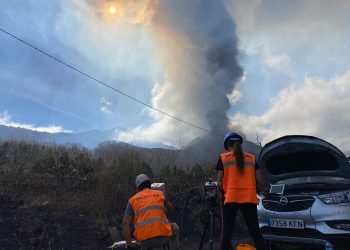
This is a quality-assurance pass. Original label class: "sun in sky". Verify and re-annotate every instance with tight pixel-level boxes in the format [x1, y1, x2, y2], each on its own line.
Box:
[109, 6, 117, 14]
[105, 2, 123, 18]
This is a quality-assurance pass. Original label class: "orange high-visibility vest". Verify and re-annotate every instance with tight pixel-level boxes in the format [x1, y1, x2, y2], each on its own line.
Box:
[220, 151, 259, 204]
[129, 188, 172, 241]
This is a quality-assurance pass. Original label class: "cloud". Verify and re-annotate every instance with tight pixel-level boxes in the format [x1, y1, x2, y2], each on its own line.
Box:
[0, 111, 72, 133]
[227, 0, 350, 44]
[245, 46, 294, 77]
[227, 90, 242, 104]
[225, 0, 350, 81]
[116, 82, 204, 146]
[116, 118, 189, 148]
[226, 71, 246, 105]
[100, 97, 113, 114]
[230, 70, 350, 152]
[263, 54, 291, 73]
[223, 0, 261, 40]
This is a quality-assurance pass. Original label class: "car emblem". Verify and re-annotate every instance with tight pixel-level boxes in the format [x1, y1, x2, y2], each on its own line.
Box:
[279, 197, 288, 205]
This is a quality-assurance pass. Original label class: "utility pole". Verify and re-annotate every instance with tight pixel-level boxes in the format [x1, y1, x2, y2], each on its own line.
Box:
[256, 134, 262, 147]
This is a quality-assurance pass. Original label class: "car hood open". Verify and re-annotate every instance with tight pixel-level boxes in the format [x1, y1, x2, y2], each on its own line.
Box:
[258, 135, 350, 184]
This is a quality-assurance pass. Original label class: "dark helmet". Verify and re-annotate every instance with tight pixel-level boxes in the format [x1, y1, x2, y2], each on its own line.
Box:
[135, 174, 150, 189]
[223, 131, 243, 150]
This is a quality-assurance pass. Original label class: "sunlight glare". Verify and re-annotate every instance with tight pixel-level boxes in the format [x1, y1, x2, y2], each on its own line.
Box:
[109, 6, 117, 15]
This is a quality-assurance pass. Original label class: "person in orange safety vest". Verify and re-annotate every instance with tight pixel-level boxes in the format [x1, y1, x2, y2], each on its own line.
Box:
[217, 132, 266, 250]
[122, 174, 180, 249]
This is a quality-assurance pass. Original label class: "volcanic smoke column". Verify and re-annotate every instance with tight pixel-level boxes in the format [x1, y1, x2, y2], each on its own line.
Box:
[119, 0, 243, 144]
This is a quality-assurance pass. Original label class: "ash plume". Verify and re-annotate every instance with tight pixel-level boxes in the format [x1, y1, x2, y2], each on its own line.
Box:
[118, 0, 243, 145]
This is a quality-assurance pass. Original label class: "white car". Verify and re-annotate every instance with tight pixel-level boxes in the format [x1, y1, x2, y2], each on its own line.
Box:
[257, 135, 350, 249]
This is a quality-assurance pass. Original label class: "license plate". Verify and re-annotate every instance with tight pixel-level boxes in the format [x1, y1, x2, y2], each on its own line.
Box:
[269, 218, 304, 229]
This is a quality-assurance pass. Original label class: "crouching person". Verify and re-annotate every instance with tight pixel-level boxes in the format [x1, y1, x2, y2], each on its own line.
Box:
[122, 174, 180, 250]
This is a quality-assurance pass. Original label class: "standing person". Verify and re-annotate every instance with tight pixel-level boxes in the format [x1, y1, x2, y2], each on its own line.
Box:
[122, 174, 180, 250]
[217, 132, 265, 250]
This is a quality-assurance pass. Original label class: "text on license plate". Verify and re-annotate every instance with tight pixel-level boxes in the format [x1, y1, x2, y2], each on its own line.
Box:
[269, 219, 304, 229]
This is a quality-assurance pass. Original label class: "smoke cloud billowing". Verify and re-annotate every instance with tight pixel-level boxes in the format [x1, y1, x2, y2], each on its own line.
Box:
[117, 0, 243, 145]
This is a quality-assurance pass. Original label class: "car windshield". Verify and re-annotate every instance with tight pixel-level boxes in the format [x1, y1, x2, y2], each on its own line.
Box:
[275, 176, 350, 185]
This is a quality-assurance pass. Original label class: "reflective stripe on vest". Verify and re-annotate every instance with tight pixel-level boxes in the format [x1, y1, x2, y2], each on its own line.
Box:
[223, 160, 255, 169]
[220, 151, 259, 205]
[135, 217, 170, 229]
[134, 205, 165, 217]
[129, 189, 172, 241]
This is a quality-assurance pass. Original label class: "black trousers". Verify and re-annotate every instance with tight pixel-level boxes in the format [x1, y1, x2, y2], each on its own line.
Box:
[219, 203, 266, 250]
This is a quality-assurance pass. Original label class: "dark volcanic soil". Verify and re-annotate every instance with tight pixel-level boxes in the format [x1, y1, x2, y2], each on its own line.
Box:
[0, 196, 110, 250]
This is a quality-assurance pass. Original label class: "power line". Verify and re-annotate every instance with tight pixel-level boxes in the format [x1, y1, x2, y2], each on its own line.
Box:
[0, 27, 224, 137]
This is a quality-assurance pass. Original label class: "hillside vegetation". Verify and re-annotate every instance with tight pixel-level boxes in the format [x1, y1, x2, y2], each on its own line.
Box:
[0, 140, 254, 249]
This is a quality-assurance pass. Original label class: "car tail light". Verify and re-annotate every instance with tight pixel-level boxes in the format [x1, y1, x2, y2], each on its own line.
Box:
[318, 190, 350, 204]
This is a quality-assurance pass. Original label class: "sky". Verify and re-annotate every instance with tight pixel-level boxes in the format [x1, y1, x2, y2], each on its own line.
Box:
[1, 0, 350, 153]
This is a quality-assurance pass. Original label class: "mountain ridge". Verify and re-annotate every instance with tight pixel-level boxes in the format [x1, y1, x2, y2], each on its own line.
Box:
[0, 125, 262, 168]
